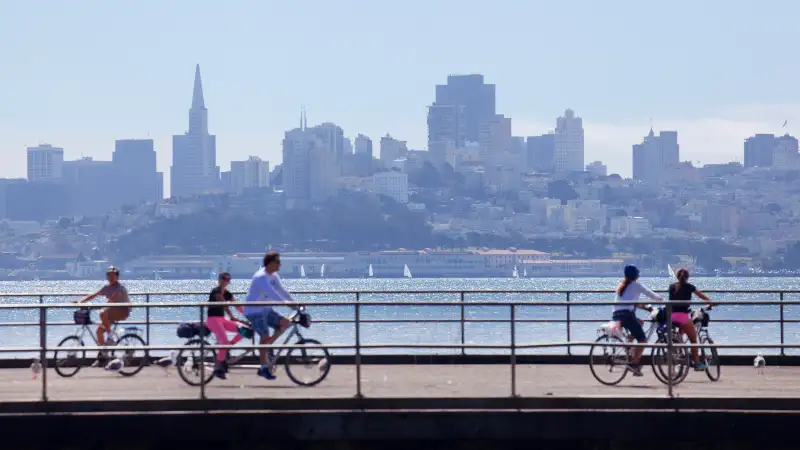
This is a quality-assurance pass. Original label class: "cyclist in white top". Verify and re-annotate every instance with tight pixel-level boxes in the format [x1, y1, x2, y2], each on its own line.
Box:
[244, 251, 300, 380]
[612, 265, 663, 376]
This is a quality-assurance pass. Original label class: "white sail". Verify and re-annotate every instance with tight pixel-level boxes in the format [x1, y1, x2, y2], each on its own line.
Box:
[154, 271, 161, 281]
[523, 268, 527, 277]
[320, 264, 326, 278]
[300, 265, 306, 278]
[404, 264, 412, 278]
[368, 264, 374, 277]
[668, 264, 676, 279]
[512, 265, 519, 278]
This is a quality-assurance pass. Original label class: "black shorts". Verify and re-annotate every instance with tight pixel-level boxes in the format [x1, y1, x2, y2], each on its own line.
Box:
[612, 310, 647, 342]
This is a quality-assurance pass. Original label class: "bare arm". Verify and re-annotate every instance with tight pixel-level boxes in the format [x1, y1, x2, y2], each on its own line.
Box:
[76, 290, 102, 304]
[273, 280, 300, 309]
[694, 289, 713, 305]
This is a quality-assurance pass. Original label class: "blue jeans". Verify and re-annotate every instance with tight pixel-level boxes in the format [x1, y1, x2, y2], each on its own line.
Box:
[245, 309, 286, 338]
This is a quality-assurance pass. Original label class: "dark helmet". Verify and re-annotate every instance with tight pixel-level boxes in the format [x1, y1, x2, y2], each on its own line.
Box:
[106, 266, 120, 275]
[623, 265, 640, 279]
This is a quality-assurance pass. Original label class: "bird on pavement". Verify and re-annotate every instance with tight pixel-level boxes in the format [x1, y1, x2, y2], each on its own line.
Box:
[754, 353, 766, 375]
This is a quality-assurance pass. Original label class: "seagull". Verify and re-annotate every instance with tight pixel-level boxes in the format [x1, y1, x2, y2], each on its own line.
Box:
[30, 357, 41, 380]
[155, 351, 178, 368]
[754, 353, 766, 375]
[104, 358, 125, 373]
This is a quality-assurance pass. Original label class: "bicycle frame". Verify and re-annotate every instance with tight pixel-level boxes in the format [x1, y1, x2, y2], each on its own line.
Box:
[220, 321, 307, 369]
[71, 322, 141, 347]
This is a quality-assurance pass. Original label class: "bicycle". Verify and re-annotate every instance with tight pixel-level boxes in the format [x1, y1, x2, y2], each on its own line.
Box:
[53, 308, 147, 377]
[589, 306, 689, 386]
[176, 306, 331, 387]
[689, 306, 720, 381]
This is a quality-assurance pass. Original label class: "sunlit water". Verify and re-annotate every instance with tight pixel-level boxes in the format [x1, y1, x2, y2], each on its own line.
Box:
[0, 276, 798, 358]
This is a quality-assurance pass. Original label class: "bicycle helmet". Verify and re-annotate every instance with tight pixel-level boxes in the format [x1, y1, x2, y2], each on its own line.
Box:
[106, 266, 120, 275]
[623, 265, 640, 278]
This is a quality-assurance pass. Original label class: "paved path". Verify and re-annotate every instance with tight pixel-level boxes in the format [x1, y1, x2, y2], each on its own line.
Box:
[1, 364, 797, 403]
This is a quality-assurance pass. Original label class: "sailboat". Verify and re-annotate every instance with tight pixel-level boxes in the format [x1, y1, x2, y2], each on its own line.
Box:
[667, 264, 676, 279]
[512, 266, 519, 279]
[523, 268, 527, 278]
[368, 264, 374, 277]
[209, 270, 218, 280]
[403, 264, 412, 278]
[300, 265, 306, 278]
[154, 271, 162, 281]
[320, 264, 326, 278]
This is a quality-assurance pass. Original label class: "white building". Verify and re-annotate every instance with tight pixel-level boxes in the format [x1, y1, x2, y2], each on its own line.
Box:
[586, 161, 607, 177]
[610, 216, 652, 236]
[380, 134, 408, 165]
[27, 144, 64, 182]
[373, 170, 409, 204]
[230, 156, 270, 193]
[170, 65, 219, 198]
[479, 114, 512, 155]
[554, 109, 584, 174]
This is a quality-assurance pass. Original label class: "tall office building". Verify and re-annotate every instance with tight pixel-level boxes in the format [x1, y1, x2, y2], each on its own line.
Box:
[352, 134, 374, 177]
[773, 134, 800, 169]
[230, 156, 270, 193]
[527, 133, 556, 173]
[554, 109, 585, 174]
[478, 114, 512, 155]
[632, 129, 680, 184]
[27, 144, 64, 182]
[742, 133, 799, 168]
[380, 134, 409, 164]
[427, 103, 464, 165]
[281, 113, 337, 208]
[434, 74, 496, 143]
[307, 122, 345, 176]
[113, 139, 161, 204]
[62, 157, 117, 216]
[170, 65, 219, 199]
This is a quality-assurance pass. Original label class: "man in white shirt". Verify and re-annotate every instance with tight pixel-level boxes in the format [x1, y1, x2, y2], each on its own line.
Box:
[244, 251, 298, 379]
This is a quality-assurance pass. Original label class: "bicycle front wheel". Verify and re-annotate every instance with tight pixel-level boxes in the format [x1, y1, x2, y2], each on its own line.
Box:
[176, 339, 216, 386]
[702, 337, 721, 381]
[284, 338, 331, 387]
[53, 335, 85, 378]
[652, 337, 690, 385]
[112, 334, 147, 377]
[589, 335, 629, 386]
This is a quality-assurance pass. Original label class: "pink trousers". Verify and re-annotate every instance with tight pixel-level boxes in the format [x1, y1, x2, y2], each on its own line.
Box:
[206, 316, 244, 362]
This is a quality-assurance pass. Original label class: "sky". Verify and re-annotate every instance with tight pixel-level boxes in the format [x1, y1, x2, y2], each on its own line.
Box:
[2, 0, 800, 196]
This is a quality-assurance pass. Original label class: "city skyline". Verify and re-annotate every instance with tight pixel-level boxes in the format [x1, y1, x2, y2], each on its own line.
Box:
[4, 1, 800, 195]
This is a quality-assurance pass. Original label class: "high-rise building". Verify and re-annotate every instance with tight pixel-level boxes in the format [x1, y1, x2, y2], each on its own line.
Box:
[427, 103, 464, 164]
[352, 134, 374, 177]
[113, 139, 161, 204]
[27, 144, 64, 182]
[62, 157, 117, 216]
[372, 170, 409, 204]
[230, 156, 270, 193]
[632, 129, 680, 184]
[380, 134, 408, 164]
[744, 134, 777, 168]
[170, 65, 219, 199]
[773, 134, 799, 169]
[434, 74, 496, 143]
[281, 114, 337, 208]
[478, 114, 512, 155]
[527, 133, 556, 173]
[554, 109, 584, 174]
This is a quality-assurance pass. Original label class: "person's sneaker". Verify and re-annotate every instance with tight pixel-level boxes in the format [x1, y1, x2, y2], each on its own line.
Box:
[257, 366, 276, 380]
[221, 360, 229, 374]
[694, 362, 708, 371]
[627, 364, 644, 377]
[267, 354, 277, 370]
[213, 367, 227, 380]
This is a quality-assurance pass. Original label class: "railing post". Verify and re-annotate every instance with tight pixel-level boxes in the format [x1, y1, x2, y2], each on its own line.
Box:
[199, 301, 206, 401]
[666, 302, 674, 399]
[145, 294, 151, 346]
[510, 304, 517, 397]
[460, 292, 466, 357]
[355, 293, 362, 398]
[39, 295, 47, 403]
[780, 292, 786, 357]
[565, 292, 572, 356]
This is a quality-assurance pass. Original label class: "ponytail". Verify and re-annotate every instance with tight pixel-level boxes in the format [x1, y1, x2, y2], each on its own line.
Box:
[617, 278, 635, 297]
[676, 268, 689, 288]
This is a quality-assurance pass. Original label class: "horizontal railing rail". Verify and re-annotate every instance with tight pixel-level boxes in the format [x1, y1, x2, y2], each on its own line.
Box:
[1, 289, 799, 404]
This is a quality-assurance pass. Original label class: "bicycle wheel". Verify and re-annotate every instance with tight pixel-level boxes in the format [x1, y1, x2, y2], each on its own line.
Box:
[176, 339, 216, 386]
[702, 337, 721, 381]
[53, 335, 85, 378]
[652, 336, 690, 385]
[589, 335, 629, 386]
[110, 334, 147, 377]
[284, 338, 331, 387]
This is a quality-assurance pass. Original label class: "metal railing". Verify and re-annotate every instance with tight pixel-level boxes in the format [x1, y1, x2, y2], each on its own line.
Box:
[0, 289, 799, 403]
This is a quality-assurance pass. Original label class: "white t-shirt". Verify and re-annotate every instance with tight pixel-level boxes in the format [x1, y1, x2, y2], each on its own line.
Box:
[613, 281, 663, 313]
[243, 268, 294, 315]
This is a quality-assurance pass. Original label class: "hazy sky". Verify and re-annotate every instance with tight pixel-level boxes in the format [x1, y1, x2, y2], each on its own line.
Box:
[2, 0, 799, 195]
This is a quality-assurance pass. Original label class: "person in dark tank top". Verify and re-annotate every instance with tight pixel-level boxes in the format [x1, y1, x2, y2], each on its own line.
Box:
[668, 268, 714, 371]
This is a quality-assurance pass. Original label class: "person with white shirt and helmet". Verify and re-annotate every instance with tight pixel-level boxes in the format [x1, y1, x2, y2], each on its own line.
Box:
[244, 251, 300, 380]
[612, 265, 664, 376]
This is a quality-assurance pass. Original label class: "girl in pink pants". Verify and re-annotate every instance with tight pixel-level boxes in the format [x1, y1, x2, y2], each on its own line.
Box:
[206, 273, 246, 379]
